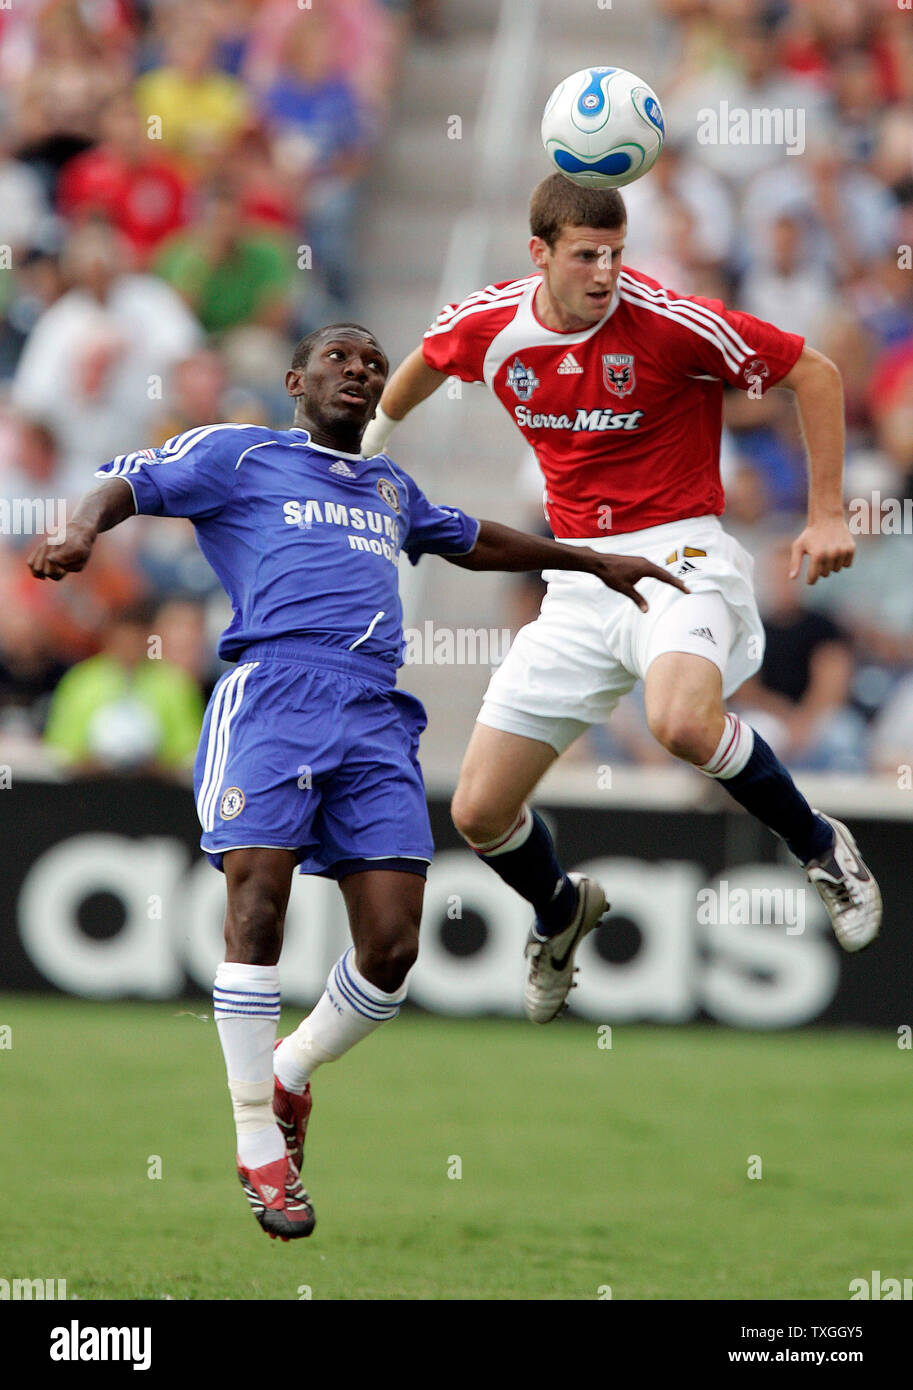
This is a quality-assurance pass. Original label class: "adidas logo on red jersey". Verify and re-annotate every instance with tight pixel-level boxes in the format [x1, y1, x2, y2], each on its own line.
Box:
[557, 352, 583, 375]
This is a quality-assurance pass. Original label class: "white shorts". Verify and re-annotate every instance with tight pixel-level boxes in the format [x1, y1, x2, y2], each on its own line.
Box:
[479, 515, 765, 754]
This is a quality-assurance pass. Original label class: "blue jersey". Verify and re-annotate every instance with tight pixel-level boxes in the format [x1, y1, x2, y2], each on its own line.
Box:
[96, 424, 480, 664]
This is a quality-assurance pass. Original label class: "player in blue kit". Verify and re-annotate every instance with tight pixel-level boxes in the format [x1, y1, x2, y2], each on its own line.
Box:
[27, 323, 687, 1240]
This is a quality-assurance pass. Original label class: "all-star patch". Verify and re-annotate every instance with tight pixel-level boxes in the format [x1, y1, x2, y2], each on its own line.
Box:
[506, 357, 540, 401]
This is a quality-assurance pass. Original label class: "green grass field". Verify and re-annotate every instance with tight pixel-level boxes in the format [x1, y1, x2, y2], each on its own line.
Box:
[2, 996, 910, 1300]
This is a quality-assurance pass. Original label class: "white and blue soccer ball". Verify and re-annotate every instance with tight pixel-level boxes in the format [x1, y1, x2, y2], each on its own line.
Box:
[541, 66, 665, 189]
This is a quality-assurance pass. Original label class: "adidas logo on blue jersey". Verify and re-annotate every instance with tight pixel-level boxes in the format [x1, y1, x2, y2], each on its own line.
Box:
[329, 459, 357, 477]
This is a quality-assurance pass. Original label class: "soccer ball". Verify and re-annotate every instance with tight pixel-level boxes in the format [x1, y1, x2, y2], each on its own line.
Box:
[541, 66, 665, 189]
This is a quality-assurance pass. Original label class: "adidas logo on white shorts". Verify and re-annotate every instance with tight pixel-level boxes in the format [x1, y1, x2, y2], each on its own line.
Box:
[688, 626, 717, 645]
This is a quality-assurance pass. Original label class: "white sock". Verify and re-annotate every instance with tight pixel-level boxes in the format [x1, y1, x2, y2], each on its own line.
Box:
[274, 947, 408, 1095]
[466, 805, 532, 855]
[213, 961, 285, 1168]
[698, 712, 755, 779]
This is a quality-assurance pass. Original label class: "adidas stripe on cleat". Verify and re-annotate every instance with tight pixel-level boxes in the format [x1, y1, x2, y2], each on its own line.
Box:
[273, 1039, 312, 1174]
[237, 1154, 316, 1241]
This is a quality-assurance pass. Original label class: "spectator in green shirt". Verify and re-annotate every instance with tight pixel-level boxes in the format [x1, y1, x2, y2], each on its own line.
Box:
[44, 601, 205, 775]
[154, 183, 296, 336]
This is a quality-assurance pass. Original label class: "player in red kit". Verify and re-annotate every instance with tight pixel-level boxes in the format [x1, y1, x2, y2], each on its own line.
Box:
[362, 175, 882, 1021]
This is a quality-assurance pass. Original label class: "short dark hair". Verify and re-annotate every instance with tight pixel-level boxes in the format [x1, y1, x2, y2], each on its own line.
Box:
[529, 173, 627, 249]
[291, 323, 385, 373]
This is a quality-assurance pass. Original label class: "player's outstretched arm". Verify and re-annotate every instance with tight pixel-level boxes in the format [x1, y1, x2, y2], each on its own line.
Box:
[27, 478, 136, 581]
[445, 519, 689, 613]
[361, 346, 449, 456]
[775, 345, 854, 584]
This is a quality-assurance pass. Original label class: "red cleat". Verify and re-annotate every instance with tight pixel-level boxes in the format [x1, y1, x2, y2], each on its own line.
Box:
[273, 1039, 313, 1174]
[236, 1153, 316, 1241]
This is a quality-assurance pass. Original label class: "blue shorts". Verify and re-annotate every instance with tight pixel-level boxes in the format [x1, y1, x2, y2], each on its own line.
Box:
[193, 639, 433, 878]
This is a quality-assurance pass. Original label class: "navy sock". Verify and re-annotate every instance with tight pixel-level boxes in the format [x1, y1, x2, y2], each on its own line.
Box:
[473, 810, 577, 936]
[715, 730, 834, 863]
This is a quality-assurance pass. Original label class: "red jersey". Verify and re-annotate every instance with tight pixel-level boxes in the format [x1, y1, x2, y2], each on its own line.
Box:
[421, 267, 804, 538]
[57, 149, 189, 264]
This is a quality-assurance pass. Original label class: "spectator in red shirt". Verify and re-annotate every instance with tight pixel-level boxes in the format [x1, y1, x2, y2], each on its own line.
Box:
[57, 90, 191, 266]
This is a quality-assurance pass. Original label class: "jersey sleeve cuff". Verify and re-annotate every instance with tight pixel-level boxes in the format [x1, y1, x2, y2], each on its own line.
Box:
[405, 515, 481, 566]
[766, 332, 806, 388]
[445, 515, 481, 555]
[95, 470, 141, 514]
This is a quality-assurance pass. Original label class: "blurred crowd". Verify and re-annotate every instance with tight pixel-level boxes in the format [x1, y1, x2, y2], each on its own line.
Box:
[1, 0, 910, 782]
[525, 0, 913, 777]
[0, 0, 429, 776]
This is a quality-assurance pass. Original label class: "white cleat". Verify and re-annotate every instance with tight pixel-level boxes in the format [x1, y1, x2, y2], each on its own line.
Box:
[524, 873, 609, 1023]
[805, 812, 882, 953]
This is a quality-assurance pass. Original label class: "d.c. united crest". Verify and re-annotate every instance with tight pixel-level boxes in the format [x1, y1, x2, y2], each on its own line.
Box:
[602, 353, 636, 398]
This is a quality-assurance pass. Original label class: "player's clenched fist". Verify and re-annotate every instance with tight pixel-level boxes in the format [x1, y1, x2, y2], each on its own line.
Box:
[27, 522, 96, 581]
[788, 518, 855, 585]
[26, 479, 135, 582]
